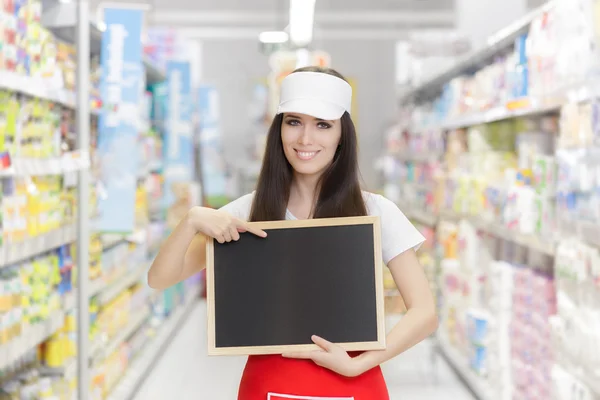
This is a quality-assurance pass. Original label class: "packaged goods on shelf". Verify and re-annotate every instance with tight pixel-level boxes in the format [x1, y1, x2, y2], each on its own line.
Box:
[386, 1, 600, 398]
[0, 246, 72, 342]
[0, 2, 202, 396]
[0, 261, 76, 398]
[555, 100, 600, 244]
[551, 239, 600, 397]
[408, 0, 600, 130]
[439, 221, 558, 400]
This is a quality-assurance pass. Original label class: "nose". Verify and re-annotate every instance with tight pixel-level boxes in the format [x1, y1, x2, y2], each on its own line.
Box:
[298, 125, 314, 145]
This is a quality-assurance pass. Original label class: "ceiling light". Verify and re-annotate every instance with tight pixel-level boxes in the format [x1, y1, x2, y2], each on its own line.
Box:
[289, 0, 316, 46]
[259, 31, 289, 44]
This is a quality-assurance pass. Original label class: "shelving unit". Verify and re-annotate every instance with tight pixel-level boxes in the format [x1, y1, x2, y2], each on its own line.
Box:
[0, 224, 77, 267]
[387, 1, 600, 399]
[398, 0, 556, 105]
[436, 334, 493, 400]
[106, 287, 200, 400]
[0, 1, 201, 399]
[89, 307, 151, 366]
[399, 205, 557, 256]
[0, 311, 66, 370]
[94, 264, 149, 306]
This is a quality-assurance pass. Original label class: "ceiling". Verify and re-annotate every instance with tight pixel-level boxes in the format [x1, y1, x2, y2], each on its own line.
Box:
[89, 0, 458, 40]
[91, 0, 455, 11]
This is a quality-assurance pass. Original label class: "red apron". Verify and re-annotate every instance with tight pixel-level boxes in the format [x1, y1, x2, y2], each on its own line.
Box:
[237, 353, 390, 400]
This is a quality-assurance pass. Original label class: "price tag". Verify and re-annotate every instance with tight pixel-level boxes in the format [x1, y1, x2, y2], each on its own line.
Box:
[13, 159, 23, 175]
[53, 158, 63, 174]
[36, 159, 45, 175]
[25, 238, 35, 259]
[6, 244, 16, 264]
[64, 171, 77, 187]
[485, 106, 507, 121]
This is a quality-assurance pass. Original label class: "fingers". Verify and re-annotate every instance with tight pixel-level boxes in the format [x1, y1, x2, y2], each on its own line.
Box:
[311, 335, 334, 351]
[213, 218, 267, 244]
[230, 226, 240, 241]
[282, 350, 323, 359]
[235, 220, 267, 238]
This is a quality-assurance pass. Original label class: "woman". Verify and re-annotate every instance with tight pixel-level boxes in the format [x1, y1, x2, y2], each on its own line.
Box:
[148, 66, 438, 399]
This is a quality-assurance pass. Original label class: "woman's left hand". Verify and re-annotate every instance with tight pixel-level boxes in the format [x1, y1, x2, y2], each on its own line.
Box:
[282, 335, 366, 377]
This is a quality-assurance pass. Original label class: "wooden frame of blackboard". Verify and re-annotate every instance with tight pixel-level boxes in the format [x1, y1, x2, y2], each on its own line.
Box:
[205, 215, 385, 356]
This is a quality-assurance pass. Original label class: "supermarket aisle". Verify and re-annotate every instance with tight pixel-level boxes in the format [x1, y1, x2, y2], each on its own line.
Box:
[135, 301, 474, 400]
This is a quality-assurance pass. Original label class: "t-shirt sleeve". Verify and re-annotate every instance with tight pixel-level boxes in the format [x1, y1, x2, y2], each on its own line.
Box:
[373, 194, 426, 264]
[218, 193, 254, 221]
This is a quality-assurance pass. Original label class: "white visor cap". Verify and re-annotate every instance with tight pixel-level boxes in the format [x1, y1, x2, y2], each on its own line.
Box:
[277, 71, 352, 121]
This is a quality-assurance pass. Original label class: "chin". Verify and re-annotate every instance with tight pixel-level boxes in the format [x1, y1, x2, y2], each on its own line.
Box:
[290, 163, 325, 176]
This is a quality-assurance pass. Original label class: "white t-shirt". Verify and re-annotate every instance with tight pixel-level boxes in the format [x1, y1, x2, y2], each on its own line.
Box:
[219, 191, 425, 265]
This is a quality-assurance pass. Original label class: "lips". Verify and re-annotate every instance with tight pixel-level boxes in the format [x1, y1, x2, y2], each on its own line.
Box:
[295, 149, 320, 160]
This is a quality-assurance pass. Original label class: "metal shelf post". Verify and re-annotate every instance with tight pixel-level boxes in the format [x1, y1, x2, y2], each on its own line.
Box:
[76, 0, 91, 398]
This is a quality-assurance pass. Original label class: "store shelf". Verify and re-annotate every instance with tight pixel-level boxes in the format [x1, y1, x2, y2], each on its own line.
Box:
[398, 205, 556, 255]
[0, 71, 101, 116]
[39, 357, 77, 381]
[399, 205, 438, 226]
[96, 264, 148, 306]
[440, 101, 561, 130]
[0, 224, 77, 269]
[90, 306, 151, 366]
[558, 358, 600, 397]
[0, 310, 65, 370]
[575, 221, 600, 249]
[63, 292, 76, 311]
[106, 289, 200, 400]
[89, 263, 149, 300]
[41, 2, 165, 84]
[0, 71, 74, 106]
[437, 336, 493, 400]
[399, 0, 556, 103]
[0, 150, 91, 177]
[469, 217, 555, 256]
[413, 79, 600, 132]
[100, 229, 148, 249]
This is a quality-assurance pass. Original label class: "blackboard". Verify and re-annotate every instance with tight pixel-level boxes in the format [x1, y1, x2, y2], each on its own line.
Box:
[205, 216, 386, 356]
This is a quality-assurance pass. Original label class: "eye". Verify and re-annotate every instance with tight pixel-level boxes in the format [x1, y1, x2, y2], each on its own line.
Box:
[286, 119, 301, 126]
[317, 122, 332, 129]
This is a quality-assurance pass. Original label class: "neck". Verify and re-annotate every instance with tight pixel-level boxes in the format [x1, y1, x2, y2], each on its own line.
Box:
[288, 173, 322, 218]
[290, 173, 321, 202]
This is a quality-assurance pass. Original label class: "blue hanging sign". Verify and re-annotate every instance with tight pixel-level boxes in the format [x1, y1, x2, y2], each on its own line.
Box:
[197, 85, 227, 205]
[96, 8, 144, 233]
[164, 61, 194, 229]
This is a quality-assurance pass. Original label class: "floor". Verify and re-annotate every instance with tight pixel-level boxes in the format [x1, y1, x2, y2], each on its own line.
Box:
[134, 300, 475, 400]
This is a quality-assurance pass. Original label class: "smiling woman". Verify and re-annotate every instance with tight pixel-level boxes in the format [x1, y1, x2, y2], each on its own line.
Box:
[147, 66, 437, 400]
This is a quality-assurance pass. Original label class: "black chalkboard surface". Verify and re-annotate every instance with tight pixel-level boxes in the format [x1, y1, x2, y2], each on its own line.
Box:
[205, 216, 385, 356]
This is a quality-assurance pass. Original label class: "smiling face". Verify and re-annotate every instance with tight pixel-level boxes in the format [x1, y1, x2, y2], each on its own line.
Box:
[281, 112, 342, 178]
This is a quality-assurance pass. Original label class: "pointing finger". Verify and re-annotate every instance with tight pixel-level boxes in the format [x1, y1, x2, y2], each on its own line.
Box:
[282, 350, 323, 359]
[311, 335, 334, 352]
[236, 220, 267, 238]
[230, 226, 240, 241]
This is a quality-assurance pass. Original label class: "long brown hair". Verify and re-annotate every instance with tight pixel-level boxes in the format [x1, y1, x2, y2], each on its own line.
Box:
[249, 66, 367, 222]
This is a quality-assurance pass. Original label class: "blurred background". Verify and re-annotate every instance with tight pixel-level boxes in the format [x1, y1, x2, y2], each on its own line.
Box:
[1, 0, 600, 399]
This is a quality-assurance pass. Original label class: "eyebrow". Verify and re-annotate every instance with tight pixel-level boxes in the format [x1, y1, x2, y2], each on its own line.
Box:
[285, 114, 332, 123]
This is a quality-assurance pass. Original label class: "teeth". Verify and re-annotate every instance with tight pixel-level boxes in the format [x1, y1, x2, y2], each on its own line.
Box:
[298, 152, 316, 157]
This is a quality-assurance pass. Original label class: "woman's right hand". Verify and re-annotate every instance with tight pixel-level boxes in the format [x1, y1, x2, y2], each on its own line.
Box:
[187, 207, 267, 244]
